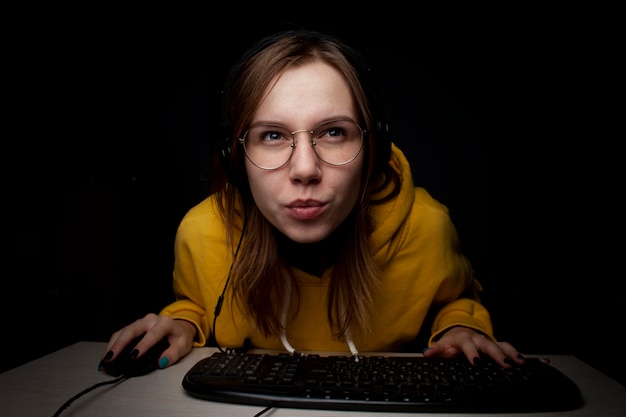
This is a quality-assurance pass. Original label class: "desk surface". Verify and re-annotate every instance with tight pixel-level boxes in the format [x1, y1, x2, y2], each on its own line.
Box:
[1, 342, 624, 417]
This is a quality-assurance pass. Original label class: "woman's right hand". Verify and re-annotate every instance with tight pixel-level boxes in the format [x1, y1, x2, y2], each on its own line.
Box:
[100, 313, 197, 368]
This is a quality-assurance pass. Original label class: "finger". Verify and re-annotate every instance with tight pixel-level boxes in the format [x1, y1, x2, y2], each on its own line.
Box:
[460, 346, 483, 366]
[473, 340, 525, 368]
[125, 315, 175, 359]
[155, 321, 195, 368]
[478, 344, 510, 367]
[451, 332, 495, 366]
[102, 314, 159, 361]
[423, 342, 463, 359]
[496, 341, 526, 365]
[102, 329, 123, 357]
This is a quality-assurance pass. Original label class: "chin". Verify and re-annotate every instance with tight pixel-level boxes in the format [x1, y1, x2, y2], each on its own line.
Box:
[281, 227, 331, 244]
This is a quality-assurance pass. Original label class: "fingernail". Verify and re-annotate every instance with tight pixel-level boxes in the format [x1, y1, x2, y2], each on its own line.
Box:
[130, 349, 139, 359]
[98, 360, 104, 371]
[504, 357, 514, 365]
[159, 357, 169, 369]
[473, 356, 481, 365]
[517, 354, 526, 361]
[104, 351, 113, 361]
[421, 347, 430, 354]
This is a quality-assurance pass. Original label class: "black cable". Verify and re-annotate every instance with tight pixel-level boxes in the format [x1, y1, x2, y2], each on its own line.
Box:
[53, 375, 271, 416]
[212, 208, 247, 353]
[52, 375, 126, 417]
[253, 405, 274, 416]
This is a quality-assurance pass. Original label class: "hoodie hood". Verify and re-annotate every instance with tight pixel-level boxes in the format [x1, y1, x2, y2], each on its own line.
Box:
[368, 143, 417, 257]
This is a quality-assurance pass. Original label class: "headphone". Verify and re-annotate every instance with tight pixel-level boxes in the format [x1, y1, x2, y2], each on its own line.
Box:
[219, 30, 391, 189]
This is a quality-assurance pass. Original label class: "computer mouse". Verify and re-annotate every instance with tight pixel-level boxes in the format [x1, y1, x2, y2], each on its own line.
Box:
[99, 334, 170, 377]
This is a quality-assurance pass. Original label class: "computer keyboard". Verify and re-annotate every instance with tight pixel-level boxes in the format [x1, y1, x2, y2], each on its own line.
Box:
[182, 351, 583, 413]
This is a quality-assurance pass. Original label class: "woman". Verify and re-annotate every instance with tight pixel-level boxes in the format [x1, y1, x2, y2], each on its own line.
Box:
[101, 29, 524, 371]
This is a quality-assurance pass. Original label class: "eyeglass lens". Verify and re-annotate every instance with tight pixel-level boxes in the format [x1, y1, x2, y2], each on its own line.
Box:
[241, 119, 364, 170]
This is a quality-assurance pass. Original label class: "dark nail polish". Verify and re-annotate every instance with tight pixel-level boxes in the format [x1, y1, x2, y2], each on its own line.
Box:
[517, 354, 526, 361]
[473, 356, 481, 365]
[504, 357, 514, 365]
[130, 349, 139, 359]
[104, 351, 113, 361]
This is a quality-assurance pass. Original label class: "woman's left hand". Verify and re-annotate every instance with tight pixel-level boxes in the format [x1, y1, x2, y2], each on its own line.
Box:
[423, 326, 526, 368]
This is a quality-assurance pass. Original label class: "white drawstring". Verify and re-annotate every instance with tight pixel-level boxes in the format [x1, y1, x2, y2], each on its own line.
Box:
[279, 279, 359, 359]
[346, 333, 359, 358]
[280, 331, 297, 354]
[280, 278, 296, 354]
[342, 302, 360, 362]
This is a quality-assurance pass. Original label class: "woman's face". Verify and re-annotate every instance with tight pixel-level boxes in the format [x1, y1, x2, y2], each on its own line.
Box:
[245, 61, 364, 243]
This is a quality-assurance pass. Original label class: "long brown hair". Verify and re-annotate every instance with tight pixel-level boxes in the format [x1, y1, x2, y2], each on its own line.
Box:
[213, 30, 401, 341]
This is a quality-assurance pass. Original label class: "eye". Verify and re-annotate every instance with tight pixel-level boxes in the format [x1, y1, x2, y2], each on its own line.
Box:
[315, 121, 351, 143]
[248, 125, 292, 146]
[262, 130, 285, 142]
[325, 126, 347, 138]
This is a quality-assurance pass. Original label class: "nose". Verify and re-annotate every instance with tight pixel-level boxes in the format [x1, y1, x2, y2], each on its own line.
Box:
[288, 130, 321, 184]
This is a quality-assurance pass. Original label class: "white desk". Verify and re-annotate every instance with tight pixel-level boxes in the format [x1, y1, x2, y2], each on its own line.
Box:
[1, 341, 624, 417]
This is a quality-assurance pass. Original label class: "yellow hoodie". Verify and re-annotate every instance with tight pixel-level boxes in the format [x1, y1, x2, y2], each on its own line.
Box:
[160, 143, 494, 353]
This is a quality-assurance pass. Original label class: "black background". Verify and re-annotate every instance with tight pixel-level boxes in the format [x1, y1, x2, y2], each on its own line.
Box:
[5, 9, 624, 386]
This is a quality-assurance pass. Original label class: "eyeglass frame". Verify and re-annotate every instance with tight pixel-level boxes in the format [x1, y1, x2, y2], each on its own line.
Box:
[238, 118, 367, 170]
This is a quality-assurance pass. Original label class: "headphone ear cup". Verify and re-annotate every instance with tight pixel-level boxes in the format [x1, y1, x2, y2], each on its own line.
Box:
[220, 138, 239, 188]
[375, 119, 392, 168]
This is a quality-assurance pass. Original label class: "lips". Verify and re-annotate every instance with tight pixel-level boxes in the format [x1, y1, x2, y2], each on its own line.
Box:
[285, 200, 327, 220]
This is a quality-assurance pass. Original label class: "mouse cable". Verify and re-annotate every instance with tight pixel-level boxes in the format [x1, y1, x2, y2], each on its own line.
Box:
[254, 405, 273, 417]
[51, 374, 271, 417]
[51, 375, 126, 417]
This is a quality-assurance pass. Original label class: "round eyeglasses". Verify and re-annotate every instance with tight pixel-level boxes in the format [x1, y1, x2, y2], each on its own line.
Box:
[239, 119, 365, 170]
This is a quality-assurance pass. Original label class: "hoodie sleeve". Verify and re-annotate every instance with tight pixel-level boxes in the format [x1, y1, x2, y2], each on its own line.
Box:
[159, 197, 232, 348]
[370, 144, 497, 347]
[428, 298, 496, 346]
[423, 203, 496, 345]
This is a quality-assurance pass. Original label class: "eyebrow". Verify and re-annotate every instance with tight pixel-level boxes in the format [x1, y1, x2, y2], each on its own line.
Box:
[248, 116, 359, 130]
